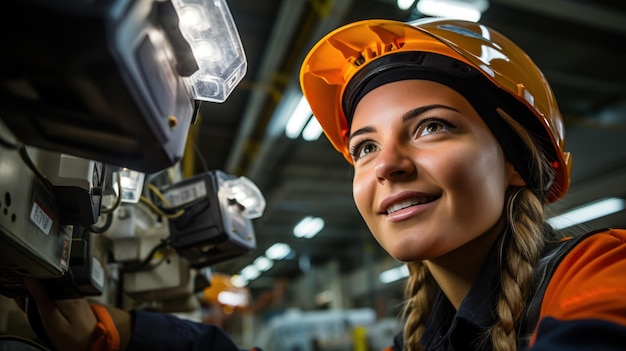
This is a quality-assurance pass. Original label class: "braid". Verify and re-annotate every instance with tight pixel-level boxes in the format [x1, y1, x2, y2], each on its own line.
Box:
[490, 188, 546, 351]
[402, 261, 437, 351]
[488, 109, 555, 350]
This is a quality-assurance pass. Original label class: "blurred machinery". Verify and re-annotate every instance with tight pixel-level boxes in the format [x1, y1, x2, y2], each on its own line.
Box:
[0, 0, 262, 333]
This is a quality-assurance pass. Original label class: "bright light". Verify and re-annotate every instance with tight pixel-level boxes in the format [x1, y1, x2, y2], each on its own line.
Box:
[547, 197, 625, 230]
[116, 168, 145, 203]
[178, 5, 210, 31]
[218, 291, 248, 307]
[397, 0, 416, 11]
[379, 265, 409, 284]
[254, 256, 274, 272]
[293, 216, 325, 239]
[285, 95, 313, 139]
[231, 275, 248, 287]
[241, 265, 260, 281]
[301, 117, 323, 141]
[194, 41, 222, 62]
[417, 0, 489, 22]
[265, 243, 292, 260]
[222, 176, 266, 219]
[172, 0, 247, 102]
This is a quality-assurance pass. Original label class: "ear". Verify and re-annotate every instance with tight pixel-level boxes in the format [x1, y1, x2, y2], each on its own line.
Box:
[506, 161, 527, 187]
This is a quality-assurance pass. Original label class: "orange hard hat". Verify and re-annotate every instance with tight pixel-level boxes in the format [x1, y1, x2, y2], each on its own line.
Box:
[300, 18, 571, 202]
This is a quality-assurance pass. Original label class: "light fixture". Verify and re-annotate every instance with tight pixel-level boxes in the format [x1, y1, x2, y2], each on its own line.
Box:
[293, 216, 325, 239]
[265, 242, 292, 260]
[416, 0, 489, 22]
[221, 175, 266, 219]
[547, 197, 625, 230]
[301, 117, 323, 141]
[253, 256, 274, 272]
[240, 265, 260, 281]
[379, 265, 410, 284]
[285, 95, 314, 139]
[114, 168, 145, 204]
[231, 274, 248, 287]
[171, 0, 247, 102]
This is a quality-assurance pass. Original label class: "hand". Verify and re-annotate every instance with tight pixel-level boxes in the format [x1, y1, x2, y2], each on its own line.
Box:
[23, 279, 97, 351]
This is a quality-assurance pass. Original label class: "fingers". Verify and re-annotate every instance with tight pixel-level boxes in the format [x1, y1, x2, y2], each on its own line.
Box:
[22, 279, 98, 351]
[23, 279, 67, 328]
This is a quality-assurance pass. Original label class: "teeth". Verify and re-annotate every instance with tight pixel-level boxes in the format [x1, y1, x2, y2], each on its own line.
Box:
[386, 197, 431, 214]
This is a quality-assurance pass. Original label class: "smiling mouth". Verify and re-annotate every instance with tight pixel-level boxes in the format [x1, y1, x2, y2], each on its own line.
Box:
[385, 196, 439, 215]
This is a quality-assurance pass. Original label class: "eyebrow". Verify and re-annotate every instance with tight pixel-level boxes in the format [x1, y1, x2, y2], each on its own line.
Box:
[348, 104, 460, 144]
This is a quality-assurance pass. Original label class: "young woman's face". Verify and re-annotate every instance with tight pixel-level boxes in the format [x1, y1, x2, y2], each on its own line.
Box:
[349, 80, 523, 262]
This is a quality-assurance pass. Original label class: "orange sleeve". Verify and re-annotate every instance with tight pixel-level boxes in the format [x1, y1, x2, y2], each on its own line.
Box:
[530, 229, 626, 346]
[89, 304, 121, 351]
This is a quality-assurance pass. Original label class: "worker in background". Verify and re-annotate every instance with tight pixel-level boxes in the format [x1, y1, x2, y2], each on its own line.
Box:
[22, 18, 626, 351]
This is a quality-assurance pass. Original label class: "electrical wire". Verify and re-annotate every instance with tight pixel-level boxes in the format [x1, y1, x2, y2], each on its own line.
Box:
[139, 195, 185, 219]
[100, 171, 122, 214]
[18, 145, 54, 190]
[121, 238, 172, 273]
[142, 182, 188, 219]
[0, 127, 51, 188]
[89, 212, 114, 233]
[147, 183, 175, 207]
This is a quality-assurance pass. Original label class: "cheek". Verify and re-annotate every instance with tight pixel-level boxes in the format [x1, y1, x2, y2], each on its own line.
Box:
[352, 174, 370, 217]
[440, 145, 509, 214]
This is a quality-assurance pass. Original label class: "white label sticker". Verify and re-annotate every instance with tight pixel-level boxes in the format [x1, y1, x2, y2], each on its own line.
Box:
[165, 181, 207, 207]
[30, 201, 52, 235]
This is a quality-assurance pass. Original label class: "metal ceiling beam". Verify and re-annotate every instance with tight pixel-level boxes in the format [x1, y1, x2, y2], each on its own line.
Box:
[492, 0, 626, 34]
[225, 0, 309, 174]
[245, 0, 356, 185]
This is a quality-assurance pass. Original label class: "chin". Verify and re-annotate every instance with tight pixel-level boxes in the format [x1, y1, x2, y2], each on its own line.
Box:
[387, 246, 429, 262]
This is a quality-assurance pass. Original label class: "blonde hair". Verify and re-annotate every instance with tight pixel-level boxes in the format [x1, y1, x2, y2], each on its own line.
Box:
[401, 109, 556, 351]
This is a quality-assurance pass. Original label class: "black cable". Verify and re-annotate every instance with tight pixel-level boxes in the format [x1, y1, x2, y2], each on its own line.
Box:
[89, 212, 113, 233]
[18, 146, 54, 190]
[121, 238, 171, 273]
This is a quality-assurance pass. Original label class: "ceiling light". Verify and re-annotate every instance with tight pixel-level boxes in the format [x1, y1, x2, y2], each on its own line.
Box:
[265, 242, 292, 260]
[379, 265, 409, 284]
[217, 291, 249, 307]
[240, 265, 260, 281]
[547, 197, 625, 230]
[231, 274, 248, 287]
[285, 95, 313, 139]
[416, 0, 489, 22]
[397, 0, 416, 11]
[301, 117, 323, 141]
[253, 256, 274, 272]
[293, 216, 325, 239]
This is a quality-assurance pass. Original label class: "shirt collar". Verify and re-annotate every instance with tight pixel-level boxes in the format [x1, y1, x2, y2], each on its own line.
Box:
[421, 243, 501, 350]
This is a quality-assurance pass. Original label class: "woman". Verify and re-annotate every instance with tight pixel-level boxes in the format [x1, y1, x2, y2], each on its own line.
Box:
[23, 18, 626, 351]
[299, 18, 626, 350]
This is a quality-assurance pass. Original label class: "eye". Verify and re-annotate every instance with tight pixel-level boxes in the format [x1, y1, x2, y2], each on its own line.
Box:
[350, 141, 378, 161]
[415, 118, 454, 138]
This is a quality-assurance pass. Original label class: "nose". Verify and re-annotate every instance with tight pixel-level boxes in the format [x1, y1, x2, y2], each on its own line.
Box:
[374, 143, 415, 183]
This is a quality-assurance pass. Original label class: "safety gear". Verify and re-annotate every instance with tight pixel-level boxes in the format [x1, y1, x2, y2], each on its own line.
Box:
[300, 18, 571, 202]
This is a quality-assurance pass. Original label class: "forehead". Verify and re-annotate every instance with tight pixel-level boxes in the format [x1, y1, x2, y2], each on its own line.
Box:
[351, 79, 476, 126]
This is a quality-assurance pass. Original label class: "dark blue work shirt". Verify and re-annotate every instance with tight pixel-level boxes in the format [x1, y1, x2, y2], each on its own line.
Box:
[393, 246, 500, 351]
[128, 309, 261, 351]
